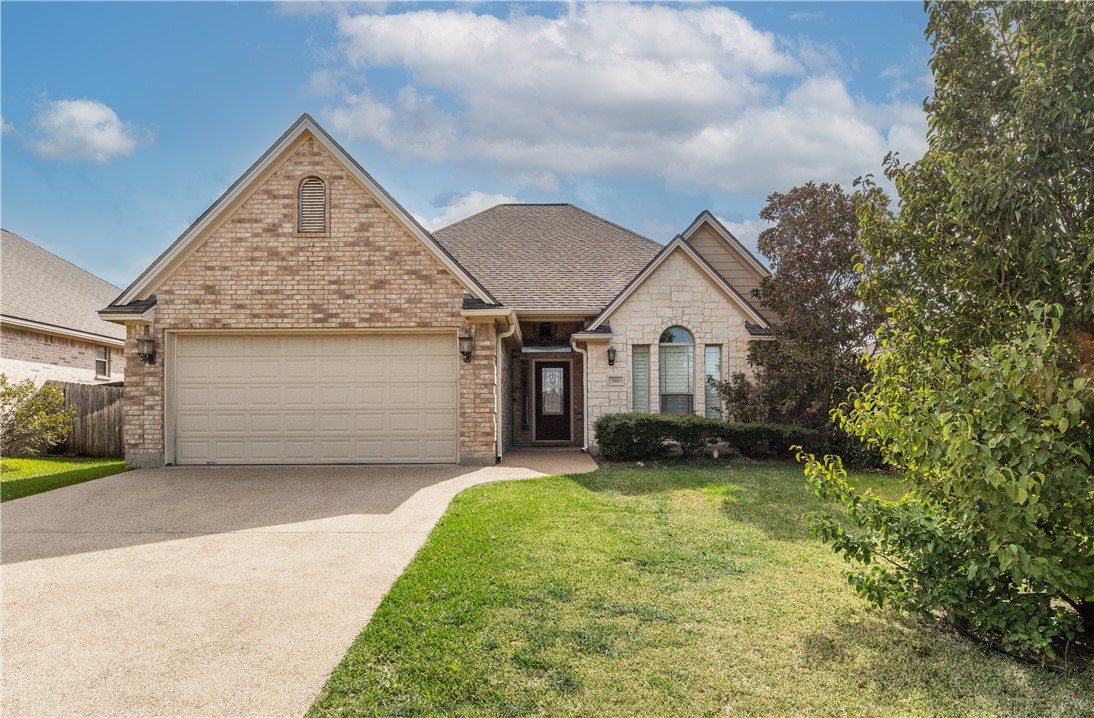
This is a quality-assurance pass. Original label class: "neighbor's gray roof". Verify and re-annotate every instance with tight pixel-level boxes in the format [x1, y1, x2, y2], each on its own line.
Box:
[1, 229, 126, 342]
[434, 204, 663, 312]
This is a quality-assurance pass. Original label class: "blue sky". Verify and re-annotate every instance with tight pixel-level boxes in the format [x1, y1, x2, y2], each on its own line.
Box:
[1, 2, 932, 289]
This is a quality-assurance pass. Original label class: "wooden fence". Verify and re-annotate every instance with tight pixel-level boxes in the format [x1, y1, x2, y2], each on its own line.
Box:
[46, 381, 124, 458]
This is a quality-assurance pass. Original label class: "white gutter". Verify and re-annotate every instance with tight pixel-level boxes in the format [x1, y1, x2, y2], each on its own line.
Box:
[570, 335, 590, 452]
[495, 313, 519, 462]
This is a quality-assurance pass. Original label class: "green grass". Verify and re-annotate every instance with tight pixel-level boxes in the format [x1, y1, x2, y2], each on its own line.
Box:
[1, 456, 126, 502]
[309, 463, 1092, 718]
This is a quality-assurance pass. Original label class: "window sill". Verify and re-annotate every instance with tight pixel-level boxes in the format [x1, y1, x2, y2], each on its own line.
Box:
[294, 231, 330, 239]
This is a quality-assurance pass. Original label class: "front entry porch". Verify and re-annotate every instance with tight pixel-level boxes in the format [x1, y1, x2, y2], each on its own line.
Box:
[508, 324, 586, 448]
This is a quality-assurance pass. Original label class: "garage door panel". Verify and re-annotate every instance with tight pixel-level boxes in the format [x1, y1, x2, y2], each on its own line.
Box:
[424, 385, 457, 406]
[174, 334, 459, 464]
[176, 386, 211, 408]
[284, 358, 314, 379]
[250, 358, 282, 379]
[389, 384, 423, 405]
[424, 412, 457, 432]
[423, 356, 456, 376]
[284, 413, 314, 432]
[249, 386, 281, 407]
[353, 413, 386, 432]
[213, 414, 247, 433]
[213, 440, 247, 462]
[250, 414, 282, 432]
[425, 440, 457, 460]
[318, 414, 351, 432]
[390, 413, 422, 433]
[176, 414, 210, 434]
[283, 386, 313, 407]
[214, 387, 246, 408]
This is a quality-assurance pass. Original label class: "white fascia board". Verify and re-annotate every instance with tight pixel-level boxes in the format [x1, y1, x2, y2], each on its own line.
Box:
[588, 238, 769, 330]
[461, 308, 511, 319]
[116, 114, 495, 306]
[682, 210, 771, 279]
[571, 332, 613, 342]
[97, 306, 155, 326]
[1, 315, 126, 347]
[512, 308, 602, 317]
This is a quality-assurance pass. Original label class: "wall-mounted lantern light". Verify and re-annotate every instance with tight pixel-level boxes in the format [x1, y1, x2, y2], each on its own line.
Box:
[458, 334, 474, 363]
[607, 345, 617, 366]
[136, 335, 157, 365]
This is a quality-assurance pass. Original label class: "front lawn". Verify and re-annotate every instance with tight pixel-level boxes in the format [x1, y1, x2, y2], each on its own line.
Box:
[309, 464, 1091, 717]
[1, 456, 126, 502]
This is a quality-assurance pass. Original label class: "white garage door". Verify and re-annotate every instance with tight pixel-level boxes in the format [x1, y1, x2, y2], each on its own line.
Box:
[172, 334, 458, 464]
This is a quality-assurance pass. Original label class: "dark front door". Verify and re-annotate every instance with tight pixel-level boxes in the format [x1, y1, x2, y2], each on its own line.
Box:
[534, 361, 571, 441]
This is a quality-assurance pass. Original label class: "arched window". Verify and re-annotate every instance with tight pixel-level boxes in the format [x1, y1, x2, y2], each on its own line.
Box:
[298, 176, 327, 233]
[659, 326, 694, 415]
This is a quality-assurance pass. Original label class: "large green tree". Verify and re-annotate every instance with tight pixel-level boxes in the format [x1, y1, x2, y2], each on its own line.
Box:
[714, 183, 880, 427]
[803, 1, 1094, 656]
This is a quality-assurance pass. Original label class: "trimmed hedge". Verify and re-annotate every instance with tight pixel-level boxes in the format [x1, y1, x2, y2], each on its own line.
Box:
[593, 412, 885, 469]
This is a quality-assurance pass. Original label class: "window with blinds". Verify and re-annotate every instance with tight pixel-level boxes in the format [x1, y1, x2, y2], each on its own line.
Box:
[298, 176, 327, 233]
[704, 345, 722, 418]
[659, 326, 694, 415]
[632, 345, 650, 412]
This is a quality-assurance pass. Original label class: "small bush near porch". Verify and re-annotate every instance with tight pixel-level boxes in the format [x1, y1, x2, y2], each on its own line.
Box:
[308, 465, 1090, 717]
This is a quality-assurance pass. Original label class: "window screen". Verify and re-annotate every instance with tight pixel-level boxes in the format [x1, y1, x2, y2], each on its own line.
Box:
[704, 345, 722, 418]
[632, 345, 649, 412]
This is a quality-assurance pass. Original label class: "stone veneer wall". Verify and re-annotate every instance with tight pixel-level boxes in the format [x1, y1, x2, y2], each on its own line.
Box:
[1, 326, 123, 385]
[123, 134, 497, 467]
[583, 250, 754, 451]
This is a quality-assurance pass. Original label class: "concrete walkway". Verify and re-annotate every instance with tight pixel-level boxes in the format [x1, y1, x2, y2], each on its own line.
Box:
[1, 451, 596, 717]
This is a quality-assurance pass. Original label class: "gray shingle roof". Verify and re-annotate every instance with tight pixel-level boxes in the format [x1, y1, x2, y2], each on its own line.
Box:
[434, 204, 663, 312]
[1, 229, 126, 342]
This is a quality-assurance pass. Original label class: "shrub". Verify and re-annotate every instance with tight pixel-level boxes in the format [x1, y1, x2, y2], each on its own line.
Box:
[594, 412, 885, 468]
[593, 413, 674, 461]
[0, 374, 74, 457]
[720, 422, 816, 459]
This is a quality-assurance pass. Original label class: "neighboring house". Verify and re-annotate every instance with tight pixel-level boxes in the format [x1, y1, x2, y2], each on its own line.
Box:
[100, 115, 773, 468]
[1, 230, 125, 386]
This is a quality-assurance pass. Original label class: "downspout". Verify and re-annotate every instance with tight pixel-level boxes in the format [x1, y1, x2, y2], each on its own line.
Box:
[495, 313, 518, 463]
[570, 336, 590, 452]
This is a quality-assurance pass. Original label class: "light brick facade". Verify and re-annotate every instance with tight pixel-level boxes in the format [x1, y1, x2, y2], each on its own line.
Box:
[0, 326, 123, 386]
[582, 249, 754, 450]
[122, 135, 497, 467]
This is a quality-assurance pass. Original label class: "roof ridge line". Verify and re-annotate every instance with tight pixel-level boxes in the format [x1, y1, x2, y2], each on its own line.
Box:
[563, 205, 665, 249]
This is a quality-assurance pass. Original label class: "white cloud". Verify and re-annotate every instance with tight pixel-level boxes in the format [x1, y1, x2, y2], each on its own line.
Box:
[29, 99, 148, 162]
[306, 68, 345, 96]
[320, 4, 926, 196]
[413, 190, 518, 231]
[790, 11, 825, 22]
[1, 116, 13, 135]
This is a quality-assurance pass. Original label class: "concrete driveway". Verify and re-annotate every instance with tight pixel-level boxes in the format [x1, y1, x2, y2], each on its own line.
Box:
[1, 451, 596, 717]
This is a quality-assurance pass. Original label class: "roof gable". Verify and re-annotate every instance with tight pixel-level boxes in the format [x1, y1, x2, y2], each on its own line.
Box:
[587, 236, 771, 331]
[111, 114, 494, 308]
[1, 230, 125, 344]
[681, 211, 770, 280]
